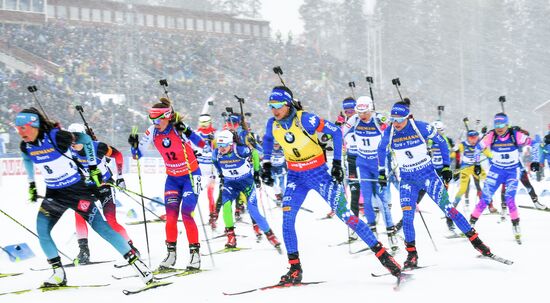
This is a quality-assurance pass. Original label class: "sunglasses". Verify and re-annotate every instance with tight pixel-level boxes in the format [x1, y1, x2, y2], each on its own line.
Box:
[344, 109, 355, 114]
[389, 116, 407, 123]
[217, 142, 231, 148]
[494, 123, 507, 129]
[268, 101, 286, 109]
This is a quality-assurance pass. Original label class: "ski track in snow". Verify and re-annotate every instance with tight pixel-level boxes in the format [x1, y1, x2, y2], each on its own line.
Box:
[1, 172, 549, 302]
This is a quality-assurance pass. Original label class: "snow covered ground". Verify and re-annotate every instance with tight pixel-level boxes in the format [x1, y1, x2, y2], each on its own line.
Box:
[1, 170, 549, 302]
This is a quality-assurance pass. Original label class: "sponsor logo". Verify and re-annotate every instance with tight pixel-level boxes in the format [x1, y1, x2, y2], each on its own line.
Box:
[402, 206, 412, 211]
[78, 200, 91, 212]
[162, 137, 172, 148]
[308, 116, 317, 127]
[282, 206, 292, 212]
[284, 132, 295, 143]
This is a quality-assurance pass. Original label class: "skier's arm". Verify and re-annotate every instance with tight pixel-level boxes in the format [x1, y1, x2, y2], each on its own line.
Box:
[73, 132, 98, 166]
[420, 122, 450, 166]
[261, 118, 275, 162]
[377, 127, 391, 170]
[301, 112, 343, 161]
[20, 143, 35, 182]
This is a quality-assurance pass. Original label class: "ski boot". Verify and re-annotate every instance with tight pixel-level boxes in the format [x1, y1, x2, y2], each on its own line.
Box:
[533, 198, 548, 210]
[372, 242, 401, 277]
[466, 229, 491, 256]
[368, 224, 378, 237]
[126, 250, 153, 285]
[275, 193, 283, 207]
[187, 243, 201, 270]
[225, 227, 236, 248]
[234, 208, 242, 222]
[42, 257, 67, 287]
[128, 240, 140, 258]
[488, 202, 498, 213]
[511, 218, 521, 245]
[395, 219, 403, 233]
[446, 217, 457, 234]
[208, 212, 218, 230]
[348, 230, 358, 242]
[253, 224, 263, 242]
[75, 238, 90, 265]
[279, 253, 302, 284]
[265, 229, 282, 253]
[469, 216, 478, 229]
[158, 241, 177, 270]
[386, 226, 399, 253]
[403, 242, 418, 269]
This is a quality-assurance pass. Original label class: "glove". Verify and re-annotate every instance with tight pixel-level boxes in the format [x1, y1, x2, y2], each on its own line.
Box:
[130, 147, 142, 160]
[253, 171, 261, 188]
[28, 181, 38, 203]
[378, 170, 387, 188]
[88, 165, 103, 187]
[441, 165, 452, 184]
[331, 159, 344, 183]
[218, 173, 224, 187]
[246, 133, 257, 147]
[116, 177, 126, 189]
[202, 144, 212, 154]
[261, 162, 274, 187]
[474, 164, 481, 176]
[531, 162, 540, 172]
[453, 172, 460, 182]
[128, 133, 139, 148]
[454, 161, 461, 170]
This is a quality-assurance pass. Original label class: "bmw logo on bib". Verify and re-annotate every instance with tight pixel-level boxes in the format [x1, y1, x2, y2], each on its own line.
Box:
[284, 132, 295, 143]
[162, 138, 172, 148]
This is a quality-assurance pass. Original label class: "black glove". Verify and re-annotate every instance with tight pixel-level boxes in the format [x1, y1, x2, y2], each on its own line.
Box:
[253, 171, 261, 188]
[378, 170, 387, 188]
[455, 161, 461, 170]
[261, 162, 274, 187]
[116, 177, 126, 189]
[128, 134, 139, 148]
[331, 159, 344, 183]
[88, 165, 103, 187]
[474, 164, 481, 176]
[441, 165, 452, 184]
[453, 172, 460, 182]
[531, 162, 540, 172]
[28, 181, 38, 203]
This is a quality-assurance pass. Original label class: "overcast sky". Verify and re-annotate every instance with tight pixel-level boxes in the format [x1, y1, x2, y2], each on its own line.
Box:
[260, 0, 304, 36]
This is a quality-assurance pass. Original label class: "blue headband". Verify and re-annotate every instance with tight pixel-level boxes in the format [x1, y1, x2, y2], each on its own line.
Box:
[390, 103, 410, 117]
[467, 130, 479, 137]
[269, 88, 292, 104]
[342, 98, 356, 110]
[494, 114, 508, 128]
[15, 112, 40, 128]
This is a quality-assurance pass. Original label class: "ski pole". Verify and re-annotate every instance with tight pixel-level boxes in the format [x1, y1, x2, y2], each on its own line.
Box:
[107, 182, 163, 205]
[0, 207, 72, 261]
[418, 210, 438, 252]
[131, 126, 152, 267]
[116, 188, 164, 221]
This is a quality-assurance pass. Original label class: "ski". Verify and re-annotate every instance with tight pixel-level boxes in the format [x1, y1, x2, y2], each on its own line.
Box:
[112, 267, 189, 280]
[328, 238, 358, 247]
[445, 233, 465, 239]
[223, 281, 326, 296]
[113, 262, 130, 268]
[350, 247, 371, 255]
[122, 280, 173, 295]
[371, 264, 434, 278]
[477, 254, 514, 265]
[154, 268, 207, 280]
[31, 260, 115, 271]
[0, 284, 109, 296]
[0, 272, 23, 278]
[518, 205, 550, 212]
[211, 233, 248, 240]
[125, 219, 174, 225]
[201, 247, 251, 256]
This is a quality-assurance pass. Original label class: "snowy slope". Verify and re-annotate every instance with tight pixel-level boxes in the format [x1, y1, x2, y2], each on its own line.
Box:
[1, 171, 549, 303]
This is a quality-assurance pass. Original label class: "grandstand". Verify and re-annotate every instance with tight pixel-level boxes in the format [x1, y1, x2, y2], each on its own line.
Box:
[0, 0, 364, 156]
